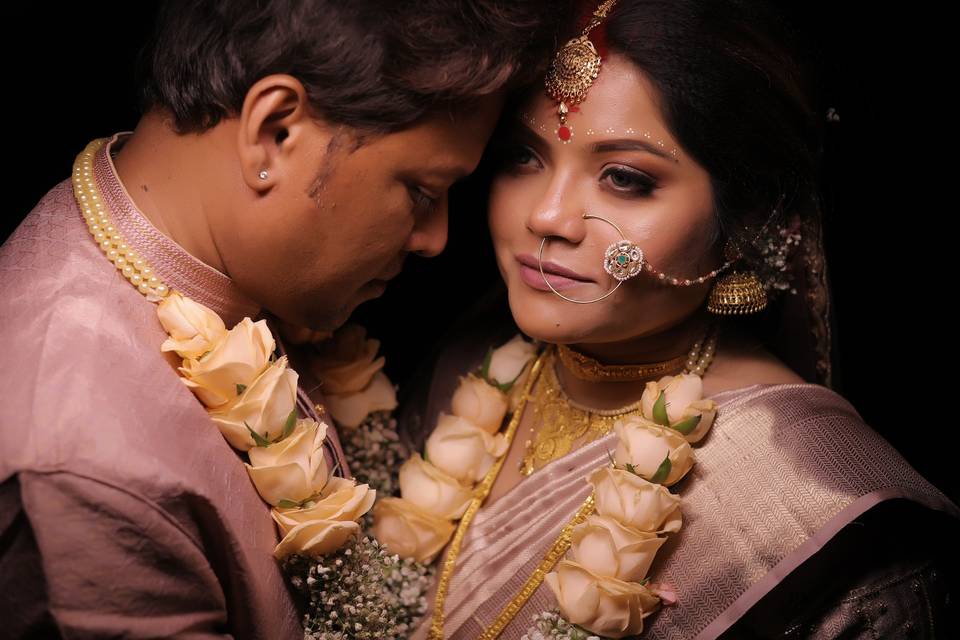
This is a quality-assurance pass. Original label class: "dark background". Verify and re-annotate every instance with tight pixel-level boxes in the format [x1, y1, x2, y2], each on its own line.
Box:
[6, 5, 954, 503]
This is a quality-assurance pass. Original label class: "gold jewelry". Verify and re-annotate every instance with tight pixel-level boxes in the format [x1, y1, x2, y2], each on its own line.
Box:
[557, 344, 688, 382]
[707, 271, 768, 314]
[477, 494, 597, 640]
[520, 323, 718, 476]
[73, 138, 171, 300]
[539, 213, 642, 304]
[707, 240, 768, 314]
[544, 0, 619, 143]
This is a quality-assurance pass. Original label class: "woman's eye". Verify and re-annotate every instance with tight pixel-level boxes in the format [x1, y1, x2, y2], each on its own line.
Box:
[601, 166, 657, 196]
[500, 144, 541, 171]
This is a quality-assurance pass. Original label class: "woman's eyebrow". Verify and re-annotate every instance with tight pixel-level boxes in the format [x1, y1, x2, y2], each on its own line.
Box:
[591, 139, 680, 163]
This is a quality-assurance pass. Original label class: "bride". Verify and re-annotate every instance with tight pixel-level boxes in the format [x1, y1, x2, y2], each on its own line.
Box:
[384, 0, 959, 637]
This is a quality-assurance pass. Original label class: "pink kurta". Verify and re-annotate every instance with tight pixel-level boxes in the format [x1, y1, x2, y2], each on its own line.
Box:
[0, 133, 344, 639]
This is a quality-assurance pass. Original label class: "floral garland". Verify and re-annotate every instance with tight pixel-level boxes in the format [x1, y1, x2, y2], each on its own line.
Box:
[360, 329, 719, 639]
[370, 335, 538, 564]
[156, 293, 377, 560]
[275, 324, 436, 638]
[534, 372, 718, 638]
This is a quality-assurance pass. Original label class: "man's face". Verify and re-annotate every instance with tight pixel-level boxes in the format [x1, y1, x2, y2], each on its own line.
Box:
[221, 95, 503, 330]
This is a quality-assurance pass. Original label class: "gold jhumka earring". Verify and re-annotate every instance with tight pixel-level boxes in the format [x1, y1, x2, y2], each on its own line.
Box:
[706, 239, 768, 315]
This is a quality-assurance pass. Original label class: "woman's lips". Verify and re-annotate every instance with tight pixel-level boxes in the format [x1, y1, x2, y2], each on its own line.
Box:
[515, 254, 593, 292]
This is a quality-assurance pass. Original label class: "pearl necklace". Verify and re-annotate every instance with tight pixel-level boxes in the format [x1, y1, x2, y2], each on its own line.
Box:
[73, 138, 171, 300]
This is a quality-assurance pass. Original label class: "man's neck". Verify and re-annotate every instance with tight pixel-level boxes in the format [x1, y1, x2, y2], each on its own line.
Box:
[112, 110, 230, 275]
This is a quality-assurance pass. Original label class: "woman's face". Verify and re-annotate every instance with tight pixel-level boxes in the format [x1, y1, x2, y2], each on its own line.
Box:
[489, 53, 721, 346]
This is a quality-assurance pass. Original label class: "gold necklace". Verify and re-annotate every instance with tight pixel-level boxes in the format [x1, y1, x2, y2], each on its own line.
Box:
[520, 324, 718, 476]
[557, 344, 688, 381]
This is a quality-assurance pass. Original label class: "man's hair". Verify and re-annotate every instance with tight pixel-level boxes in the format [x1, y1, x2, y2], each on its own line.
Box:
[137, 0, 567, 134]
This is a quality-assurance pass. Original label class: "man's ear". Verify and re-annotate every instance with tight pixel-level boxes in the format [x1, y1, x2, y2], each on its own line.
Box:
[236, 74, 326, 192]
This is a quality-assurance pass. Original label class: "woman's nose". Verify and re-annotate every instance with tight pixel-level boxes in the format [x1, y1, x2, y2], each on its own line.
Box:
[525, 174, 587, 244]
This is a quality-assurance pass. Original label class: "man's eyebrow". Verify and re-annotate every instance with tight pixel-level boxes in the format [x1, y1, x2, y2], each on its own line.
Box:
[591, 139, 680, 163]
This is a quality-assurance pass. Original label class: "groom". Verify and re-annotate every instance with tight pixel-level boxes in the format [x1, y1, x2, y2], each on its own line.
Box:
[0, 1, 560, 637]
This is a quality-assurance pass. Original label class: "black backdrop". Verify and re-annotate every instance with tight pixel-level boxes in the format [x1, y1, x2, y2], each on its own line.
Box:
[6, 4, 955, 503]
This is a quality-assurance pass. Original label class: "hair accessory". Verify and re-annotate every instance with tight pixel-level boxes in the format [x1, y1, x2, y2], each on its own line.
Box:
[544, 0, 619, 143]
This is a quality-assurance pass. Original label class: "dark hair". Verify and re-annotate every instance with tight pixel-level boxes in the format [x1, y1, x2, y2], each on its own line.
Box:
[602, 0, 824, 258]
[138, 0, 569, 134]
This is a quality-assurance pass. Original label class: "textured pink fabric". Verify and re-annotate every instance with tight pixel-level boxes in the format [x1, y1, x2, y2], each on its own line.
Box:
[410, 379, 960, 640]
[0, 135, 315, 638]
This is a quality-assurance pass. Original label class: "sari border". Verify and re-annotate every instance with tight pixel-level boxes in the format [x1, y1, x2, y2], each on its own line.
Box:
[693, 486, 960, 640]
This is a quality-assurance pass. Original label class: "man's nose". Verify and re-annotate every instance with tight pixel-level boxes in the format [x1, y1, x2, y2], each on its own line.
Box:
[405, 198, 449, 258]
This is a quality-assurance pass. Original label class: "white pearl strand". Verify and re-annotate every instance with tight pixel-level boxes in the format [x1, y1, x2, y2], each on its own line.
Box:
[683, 325, 718, 376]
[72, 139, 170, 300]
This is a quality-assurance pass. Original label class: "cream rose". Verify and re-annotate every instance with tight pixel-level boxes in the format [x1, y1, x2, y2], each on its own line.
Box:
[450, 374, 508, 434]
[309, 324, 385, 395]
[399, 453, 473, 519]
[613, 417, 695, 486]
[178, 317, 275, 408]
[245, 419, 330, 506]
[486, 334, 536, 388]
[587, 467, 682, 533]
[641, 373, 718, 443]
[157, 291, 227, 359]
[272, 519, 360, 559]
[209, 356, 299, 451]
[324, 370, 398, 429]
[371, 496, 455, 563]
[272, 477, 376, 531]
[569, 514, 667, 582]
[425, 413, 509, 483]
[544, 559, 661, 638]
[271, 477, 376, 559]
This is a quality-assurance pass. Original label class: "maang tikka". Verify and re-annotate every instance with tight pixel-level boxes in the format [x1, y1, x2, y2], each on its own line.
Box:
[544, 0, 619, 143]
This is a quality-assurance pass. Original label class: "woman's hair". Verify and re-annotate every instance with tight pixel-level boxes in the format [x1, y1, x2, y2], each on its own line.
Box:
[603, 0, 825, 262]
[137, 0, 570, 135]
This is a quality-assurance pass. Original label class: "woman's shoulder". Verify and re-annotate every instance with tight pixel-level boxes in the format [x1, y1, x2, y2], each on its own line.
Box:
[702, 325, 807, 398]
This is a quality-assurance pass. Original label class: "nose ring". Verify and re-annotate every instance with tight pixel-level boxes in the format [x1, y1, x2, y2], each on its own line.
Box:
[538, 213, 645, 304]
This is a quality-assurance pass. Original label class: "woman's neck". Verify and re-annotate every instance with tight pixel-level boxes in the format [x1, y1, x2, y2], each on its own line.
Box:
[554, 310, 714, 411]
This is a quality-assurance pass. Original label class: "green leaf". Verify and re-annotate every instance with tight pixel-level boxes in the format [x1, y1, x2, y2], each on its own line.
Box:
[235, 383, 247, 396]
[606, 449, 616, 467]
[479, 346, 493, 381]
[653, 390, 670, 426]
[277, 499, 300, 509]
[625, 462, 640, 477]
[245, 421, 272, 448]
[649, 454, 672, 484]
[672, 414, 701, 435]
[639, 577, 650, 586]
[281, 409, 298, 439]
